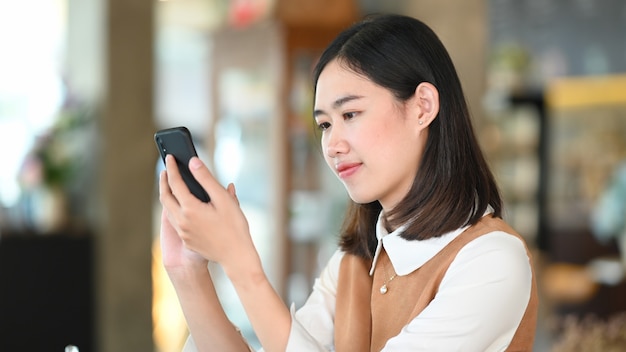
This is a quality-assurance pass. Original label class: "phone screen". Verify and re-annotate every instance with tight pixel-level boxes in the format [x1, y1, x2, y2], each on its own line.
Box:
[154, 127, 210, 202]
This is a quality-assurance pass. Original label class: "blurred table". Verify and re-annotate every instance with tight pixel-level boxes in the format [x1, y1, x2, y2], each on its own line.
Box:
[545, 227, 626, 320]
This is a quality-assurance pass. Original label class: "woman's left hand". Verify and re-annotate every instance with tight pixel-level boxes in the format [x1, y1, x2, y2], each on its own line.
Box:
[159, 155, 261, 276]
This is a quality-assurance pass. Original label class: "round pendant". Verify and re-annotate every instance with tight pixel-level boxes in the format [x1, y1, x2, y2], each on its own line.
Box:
[380, 284, 388, 294]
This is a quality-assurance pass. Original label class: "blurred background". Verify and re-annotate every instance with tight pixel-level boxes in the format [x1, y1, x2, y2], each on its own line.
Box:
[0, 0, 625, 351]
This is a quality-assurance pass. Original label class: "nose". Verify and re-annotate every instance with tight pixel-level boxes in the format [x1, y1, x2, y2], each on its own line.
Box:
[324, 126, 348, 158]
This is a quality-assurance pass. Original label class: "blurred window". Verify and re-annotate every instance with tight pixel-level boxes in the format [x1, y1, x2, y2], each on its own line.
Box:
[0, 0, 66, 206]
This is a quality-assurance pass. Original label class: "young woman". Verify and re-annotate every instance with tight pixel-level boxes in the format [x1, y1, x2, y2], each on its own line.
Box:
[159, 14, 538, 352]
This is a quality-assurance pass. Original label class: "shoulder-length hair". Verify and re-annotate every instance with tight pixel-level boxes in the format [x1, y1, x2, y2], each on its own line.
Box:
[312, 14, 502, 259]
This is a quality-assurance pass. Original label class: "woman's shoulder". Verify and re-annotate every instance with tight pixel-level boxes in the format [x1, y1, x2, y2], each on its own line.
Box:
[314, 249, 346, 289]
[454, 230, 533, 277]
[318, 248, 373, 288]
[463, 228, 530, 256]
[469, 214, 532, 255]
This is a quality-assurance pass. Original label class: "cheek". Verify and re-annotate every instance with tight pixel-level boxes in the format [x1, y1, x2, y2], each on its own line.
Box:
[319, 134, 327, 155]
[320, 134, 328, 152]
[320, 136, 333, 165]
[370, 122, 415, 164]
[363, 124, 392, 152]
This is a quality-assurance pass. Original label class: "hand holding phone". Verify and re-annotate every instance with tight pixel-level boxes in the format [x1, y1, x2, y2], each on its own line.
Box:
[154, 126, 211, 202]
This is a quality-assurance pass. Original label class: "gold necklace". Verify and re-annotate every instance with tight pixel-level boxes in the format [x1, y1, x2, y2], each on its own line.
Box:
[379, 262, 397, 295]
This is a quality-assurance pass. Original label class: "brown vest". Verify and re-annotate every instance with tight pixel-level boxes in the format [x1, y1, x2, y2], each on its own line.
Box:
[335, 216, 538, 351]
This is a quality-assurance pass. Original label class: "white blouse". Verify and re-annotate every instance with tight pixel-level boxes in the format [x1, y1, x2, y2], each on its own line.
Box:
[280, 212, 533, 351]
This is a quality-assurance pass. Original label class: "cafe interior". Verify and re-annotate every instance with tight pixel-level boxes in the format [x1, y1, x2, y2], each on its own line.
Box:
[0, 0, 625, 351]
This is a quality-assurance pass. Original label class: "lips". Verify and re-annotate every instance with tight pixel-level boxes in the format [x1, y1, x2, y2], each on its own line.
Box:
[335, 162, 361, 179]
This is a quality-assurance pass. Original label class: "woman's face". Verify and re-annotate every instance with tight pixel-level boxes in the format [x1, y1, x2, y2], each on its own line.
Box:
[314, 60, 428, 211]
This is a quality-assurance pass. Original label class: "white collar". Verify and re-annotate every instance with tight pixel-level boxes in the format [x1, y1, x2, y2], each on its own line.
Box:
[369, 211, 479, 276]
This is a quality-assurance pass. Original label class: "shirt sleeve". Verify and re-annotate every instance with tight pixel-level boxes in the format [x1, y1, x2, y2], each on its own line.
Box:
[381, 232, 533, 352]
[282, 249, 344, 352]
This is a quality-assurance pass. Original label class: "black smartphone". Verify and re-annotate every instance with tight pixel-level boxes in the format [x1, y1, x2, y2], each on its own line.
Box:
[154, 126, 210, 202]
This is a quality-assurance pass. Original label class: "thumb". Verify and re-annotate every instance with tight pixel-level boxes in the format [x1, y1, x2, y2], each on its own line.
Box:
[227, 183, 240, 206]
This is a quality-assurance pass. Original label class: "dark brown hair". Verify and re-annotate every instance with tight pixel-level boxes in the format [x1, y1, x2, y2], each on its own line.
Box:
[313, 14, 503, 259]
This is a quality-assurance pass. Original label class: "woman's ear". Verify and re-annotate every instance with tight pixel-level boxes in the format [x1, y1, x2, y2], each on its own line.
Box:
[413, 82, 439, 128]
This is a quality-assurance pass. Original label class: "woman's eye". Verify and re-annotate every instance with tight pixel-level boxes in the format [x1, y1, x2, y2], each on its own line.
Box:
[343, 111, 357, 120]
[317, 122, 331, 131]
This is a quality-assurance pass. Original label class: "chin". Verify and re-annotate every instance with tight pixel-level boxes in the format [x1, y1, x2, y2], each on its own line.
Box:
[346, 191, 377, 205]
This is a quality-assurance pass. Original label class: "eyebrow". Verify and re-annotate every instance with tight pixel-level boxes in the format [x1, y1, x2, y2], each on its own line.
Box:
[313, 94, 364, 118]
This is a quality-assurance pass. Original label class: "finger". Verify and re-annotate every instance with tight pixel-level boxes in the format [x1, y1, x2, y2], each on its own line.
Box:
[226, 183, 240, 206]
[159, 171, 186, 233]
[159, 169, 183, 216]
[188, 157, 229, 203]
[164, 154, 198, 204]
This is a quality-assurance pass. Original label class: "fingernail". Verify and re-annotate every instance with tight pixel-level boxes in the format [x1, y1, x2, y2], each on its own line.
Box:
[189, 157, 203, 170]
